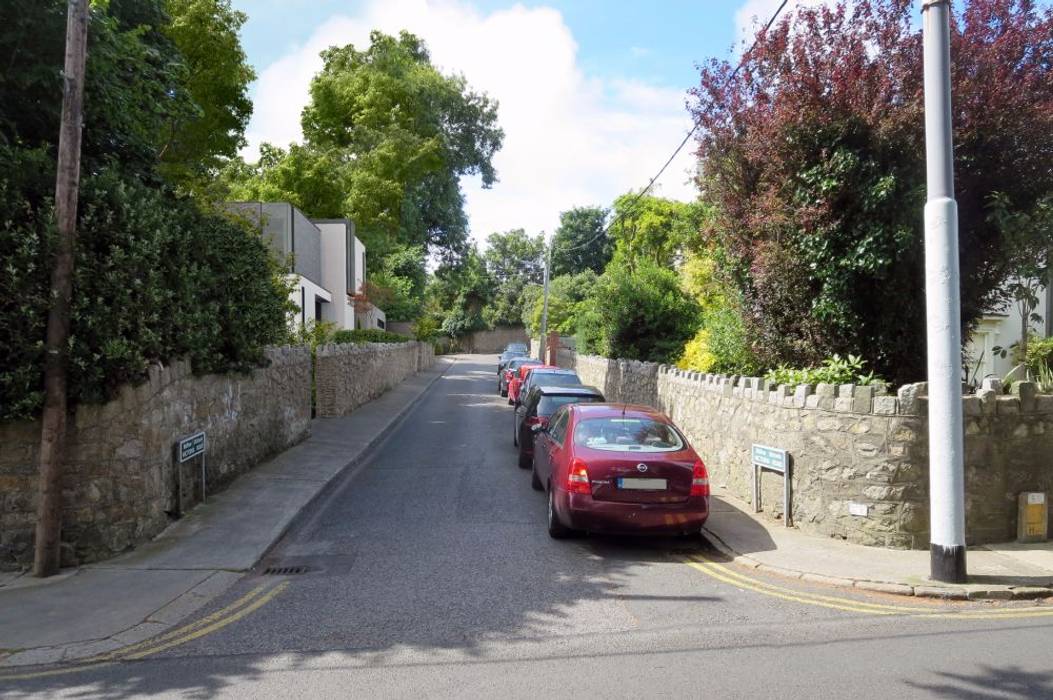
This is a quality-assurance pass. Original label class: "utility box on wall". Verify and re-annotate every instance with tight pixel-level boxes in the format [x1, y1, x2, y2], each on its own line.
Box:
[1017, 492, 1048, 543]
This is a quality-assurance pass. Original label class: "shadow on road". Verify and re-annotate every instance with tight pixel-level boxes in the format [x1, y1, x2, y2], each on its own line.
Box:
[904, 665, 1053, 699]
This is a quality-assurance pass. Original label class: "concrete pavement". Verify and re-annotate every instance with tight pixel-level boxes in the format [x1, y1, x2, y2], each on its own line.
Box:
[0, 357, 454, 668]
[704, 491, 1053, 600]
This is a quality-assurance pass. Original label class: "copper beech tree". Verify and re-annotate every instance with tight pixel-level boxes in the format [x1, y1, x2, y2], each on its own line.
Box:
[690, 0, 1053, 384]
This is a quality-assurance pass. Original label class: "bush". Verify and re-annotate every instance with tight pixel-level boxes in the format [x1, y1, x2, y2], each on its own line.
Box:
[765, 354, 882, 388]
[1027, 336, 1053, 371]
[331, 329, 412, 344]
[0, 162, 292, 421]
[677, 249, 759, 374]
[576, 258, 700, 364]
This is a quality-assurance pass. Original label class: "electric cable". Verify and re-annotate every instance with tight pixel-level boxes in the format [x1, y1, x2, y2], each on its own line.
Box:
[549, 0, 790, 258]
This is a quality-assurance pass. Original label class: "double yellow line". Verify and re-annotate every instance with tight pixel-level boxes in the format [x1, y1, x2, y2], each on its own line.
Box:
[0, 580, 288, 682]
[684, 554, 1053, 620]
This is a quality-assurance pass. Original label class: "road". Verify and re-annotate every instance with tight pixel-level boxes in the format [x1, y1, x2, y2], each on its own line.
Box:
[5, 356, 1053, 698]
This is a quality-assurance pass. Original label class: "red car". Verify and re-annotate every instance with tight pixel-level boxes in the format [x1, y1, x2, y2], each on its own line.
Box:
[530, 403, 710, 538]
[507, 363, 557, 405]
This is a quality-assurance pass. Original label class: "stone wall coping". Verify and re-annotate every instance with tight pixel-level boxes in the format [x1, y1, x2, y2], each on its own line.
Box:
[316, 340, 420, 358]
[577, 352, 1053, 416]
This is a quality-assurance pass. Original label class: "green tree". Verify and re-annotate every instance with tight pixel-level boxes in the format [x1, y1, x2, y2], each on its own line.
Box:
[609, 194, 704, 270]
[366, 244, 428, 321]
[0, 1, 290, 419]
[523, 271, 598, 336]
[483, 229, 545, 284]
[478, 229, 544, 327]
[426, 246, 495, 336]
[223, 30, 504, 312]
[550, 206, 611, 276]
[300, 30, 502, 256]
[577, 258, 701, 364]
[160, 0, 255, 190]
[221, 144, 345, 219]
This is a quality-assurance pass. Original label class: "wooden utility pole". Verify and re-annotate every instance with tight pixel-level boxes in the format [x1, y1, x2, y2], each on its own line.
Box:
[34, 0, 89, 577]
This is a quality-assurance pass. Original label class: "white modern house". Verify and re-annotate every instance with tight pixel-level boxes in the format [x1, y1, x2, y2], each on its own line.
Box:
[226, 202, 385, 331]
[965, 277, 1051, 380]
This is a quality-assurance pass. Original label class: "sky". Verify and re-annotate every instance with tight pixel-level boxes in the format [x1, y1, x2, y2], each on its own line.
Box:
[229, 0, 819, 246]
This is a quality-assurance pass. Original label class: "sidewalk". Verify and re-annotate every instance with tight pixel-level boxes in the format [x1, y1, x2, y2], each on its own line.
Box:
[704, 490, 1053, 600]
[0, 357, 455, 668]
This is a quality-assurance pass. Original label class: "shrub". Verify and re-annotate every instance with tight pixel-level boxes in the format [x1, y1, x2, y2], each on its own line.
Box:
[576, 258, 700, 364]
[765, 354, 882, 388]
[1027, 336, 1053, 371]
[677, 250, 759, 374]
[0, 161, 292, 421]
[293, 320, 339, 349]
[331, 329, 412, 344]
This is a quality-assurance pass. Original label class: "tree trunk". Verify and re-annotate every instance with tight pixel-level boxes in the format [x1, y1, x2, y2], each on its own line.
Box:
[34, 0, 89, 578]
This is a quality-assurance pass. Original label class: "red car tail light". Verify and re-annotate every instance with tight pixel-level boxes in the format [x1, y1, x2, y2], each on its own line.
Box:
[566, 458, 591, 495]
[690, 459, 710, 497]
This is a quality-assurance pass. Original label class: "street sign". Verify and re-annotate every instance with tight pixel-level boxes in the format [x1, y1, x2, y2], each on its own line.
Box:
[751, 444, 787, 473]
[176, 431, 207, 504]
[751, 443, 792, 527]
[178, 432, 206, 463]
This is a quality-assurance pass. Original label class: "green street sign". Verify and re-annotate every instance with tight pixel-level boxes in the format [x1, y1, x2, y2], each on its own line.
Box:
[751, 444, 787, 473]
[178, 432, 206, 463]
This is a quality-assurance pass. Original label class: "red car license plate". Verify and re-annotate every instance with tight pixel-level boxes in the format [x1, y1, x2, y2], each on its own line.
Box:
[616, 478, 666, 490]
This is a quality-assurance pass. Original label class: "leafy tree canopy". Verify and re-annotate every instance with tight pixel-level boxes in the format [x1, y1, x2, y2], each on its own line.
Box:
[609, 194, 706, 270]
[160, 0, 255, 190]
[522, 271, 598, 336]
[550, 206, 611, 276]
[690, 0, 1053, 383]
[483, 229, 545, 285]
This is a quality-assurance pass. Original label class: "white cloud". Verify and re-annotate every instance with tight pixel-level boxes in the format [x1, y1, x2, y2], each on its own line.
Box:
[734, 0, 834, 48]
[243, 0, 697, 247]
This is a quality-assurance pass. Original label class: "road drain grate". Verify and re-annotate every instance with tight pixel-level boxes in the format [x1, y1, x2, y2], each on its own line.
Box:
[262, 565, 308, 576]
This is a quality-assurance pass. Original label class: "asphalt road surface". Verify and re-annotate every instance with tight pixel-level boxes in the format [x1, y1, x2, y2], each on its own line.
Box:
[6, 356, 1053, 699]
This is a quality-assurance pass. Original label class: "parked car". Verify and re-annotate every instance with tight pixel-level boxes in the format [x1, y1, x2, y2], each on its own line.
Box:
[499, 358, 543, 397]
[530, 403, 710, 539]
[503, 342, 529, 355]
[512, 367, 582, 407]
[497, 349, 528, 375]
[508, 363, 553, 405]
[514, 385, 605, 467]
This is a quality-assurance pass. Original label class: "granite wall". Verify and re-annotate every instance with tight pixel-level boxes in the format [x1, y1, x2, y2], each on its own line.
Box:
[0, 347, 311, 568]
[556, 349, 1053, 549]
[1, 340, 439, 569]
[314, 341, 435, 417]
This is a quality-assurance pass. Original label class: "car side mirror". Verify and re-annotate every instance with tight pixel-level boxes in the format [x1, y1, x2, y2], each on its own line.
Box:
[530, 423, 546, 435]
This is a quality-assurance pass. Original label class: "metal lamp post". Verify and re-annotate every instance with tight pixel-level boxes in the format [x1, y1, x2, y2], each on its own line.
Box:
[922, 0, 967, 583]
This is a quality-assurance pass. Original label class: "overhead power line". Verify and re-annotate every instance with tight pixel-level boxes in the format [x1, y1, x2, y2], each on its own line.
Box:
[551, 0, 790, 258]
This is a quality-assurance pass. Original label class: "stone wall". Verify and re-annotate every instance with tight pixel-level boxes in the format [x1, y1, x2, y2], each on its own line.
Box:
[0, 347, 311, 568]
[464, 326, 529, 354]
[556, 350, 1053, 549]
[315, 341, 434, 417]
[387, 321, 415, 337]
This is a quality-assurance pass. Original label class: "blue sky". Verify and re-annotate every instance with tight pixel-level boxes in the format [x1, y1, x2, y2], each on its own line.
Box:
[233, 1, 744, 95]
[226, 1, 807, 242]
